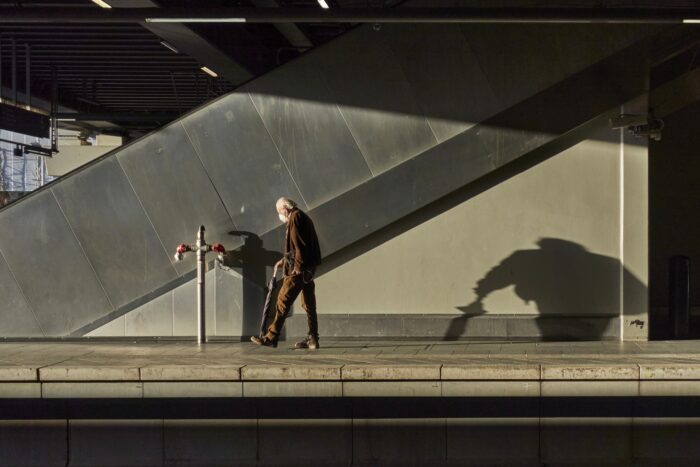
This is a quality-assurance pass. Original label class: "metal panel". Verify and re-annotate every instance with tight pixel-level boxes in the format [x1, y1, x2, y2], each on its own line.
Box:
[172, 279, 196, 336]
[214, 266, 245, 337]
[205, 267, 217, 336]
[172, 268, 216, 336]
[214, 266, 271, 338]
[0, 191, 113, 336]
[473, 124, 552, 169]
[0, 251, 43, 337]
[52, 158, 178, 309]
[311, 125, 495, 255]
[460, 24, 650, 111]
[116, 122, 238, 276]
[317, 28, 437, 174]
[216, 269, 243, 336]
[85, 316, 125, 337]
[478, 42, 648, 169]
[124, 291, 174, 336]
[384, 24, 501, 143]
[460, 24, 566, 109]
[246, 58, 372, 209]
[181, 92, 305, 234]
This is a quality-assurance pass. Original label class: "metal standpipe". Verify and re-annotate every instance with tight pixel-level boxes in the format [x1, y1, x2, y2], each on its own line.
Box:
[196, 225, 206, 344]
[173, 225, 227, 345]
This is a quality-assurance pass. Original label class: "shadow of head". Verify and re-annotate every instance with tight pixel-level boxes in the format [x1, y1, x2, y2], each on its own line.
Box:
[450, 237, 645, 340]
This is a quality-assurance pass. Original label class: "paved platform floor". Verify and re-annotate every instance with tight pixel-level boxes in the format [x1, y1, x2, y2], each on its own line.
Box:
[0, 339, 699, 398]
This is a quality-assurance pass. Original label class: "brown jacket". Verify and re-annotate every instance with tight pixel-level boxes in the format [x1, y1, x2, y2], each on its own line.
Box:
[284, 208, 322, 275]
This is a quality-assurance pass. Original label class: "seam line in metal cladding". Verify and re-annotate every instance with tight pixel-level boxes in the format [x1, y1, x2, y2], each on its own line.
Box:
[0, 245, 46, 336]
[246, 91, 311, 210]
[335, 103, 376, 177]
[323, 49, 378, 179]
[180, 121, 240, 231]
[114, 157, 180, 278]
[49, 188, 115, 312]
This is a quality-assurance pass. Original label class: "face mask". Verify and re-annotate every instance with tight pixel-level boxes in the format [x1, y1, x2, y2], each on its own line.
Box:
[278, 213, 288, 223]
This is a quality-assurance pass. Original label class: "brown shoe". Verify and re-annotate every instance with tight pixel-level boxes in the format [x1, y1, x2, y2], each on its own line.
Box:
[308, 335, 319, 350]
[250, 335, 278, 348]
[294, 335, 319, 350]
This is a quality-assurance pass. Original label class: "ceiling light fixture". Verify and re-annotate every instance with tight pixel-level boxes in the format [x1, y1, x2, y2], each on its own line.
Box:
[90, 0, 112, 8]
[200, 66, 218, 77]
[160, 41, 179, 54]
[146, 18, 246, 23]
[317, 0, 330, 8]
[683, 19, 700, 23]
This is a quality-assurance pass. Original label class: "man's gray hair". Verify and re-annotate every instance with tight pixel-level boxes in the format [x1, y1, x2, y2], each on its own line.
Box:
[276, 197, 297, 211]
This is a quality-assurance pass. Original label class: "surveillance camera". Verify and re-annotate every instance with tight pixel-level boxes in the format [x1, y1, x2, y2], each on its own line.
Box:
[609, 113, 664, 141]
[630, 123, 664, 142]
[609, 114, 648, 130]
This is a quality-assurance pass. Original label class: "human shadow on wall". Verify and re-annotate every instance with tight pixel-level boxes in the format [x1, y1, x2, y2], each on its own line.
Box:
[445, 238, 647, 341]
[226, 231, 281, 337]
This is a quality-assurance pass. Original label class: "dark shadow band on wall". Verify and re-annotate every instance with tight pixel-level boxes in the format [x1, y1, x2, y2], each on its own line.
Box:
[2, 396, 700, 419]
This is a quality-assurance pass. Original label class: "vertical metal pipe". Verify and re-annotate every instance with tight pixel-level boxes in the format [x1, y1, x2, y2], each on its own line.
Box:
[25, 43, 30, 109]
[11, 37, 16, 105]
[196, 225, 206, 344]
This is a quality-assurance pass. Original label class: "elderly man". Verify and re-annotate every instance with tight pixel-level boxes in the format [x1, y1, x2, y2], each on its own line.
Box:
[251, 197, 322, 349]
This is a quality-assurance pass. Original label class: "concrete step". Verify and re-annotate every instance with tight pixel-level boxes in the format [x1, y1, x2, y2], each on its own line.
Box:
[2, 341, 700, 398]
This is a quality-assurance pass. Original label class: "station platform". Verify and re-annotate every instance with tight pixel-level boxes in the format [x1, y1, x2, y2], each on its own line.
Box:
[4, 339, 700, 466]
[1, 339, 700, 399]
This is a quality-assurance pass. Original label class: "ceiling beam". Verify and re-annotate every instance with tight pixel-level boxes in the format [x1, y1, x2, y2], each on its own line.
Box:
[107, 0, 253, 85]
[249, 0, 313, 49]
[0, 7, 699, 24]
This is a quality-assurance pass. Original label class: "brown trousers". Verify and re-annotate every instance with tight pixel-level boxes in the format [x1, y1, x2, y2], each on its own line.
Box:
[266, 273, 318, 339]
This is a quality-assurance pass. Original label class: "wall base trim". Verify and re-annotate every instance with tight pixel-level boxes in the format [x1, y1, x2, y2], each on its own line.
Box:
[285, 313, 620, 341]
